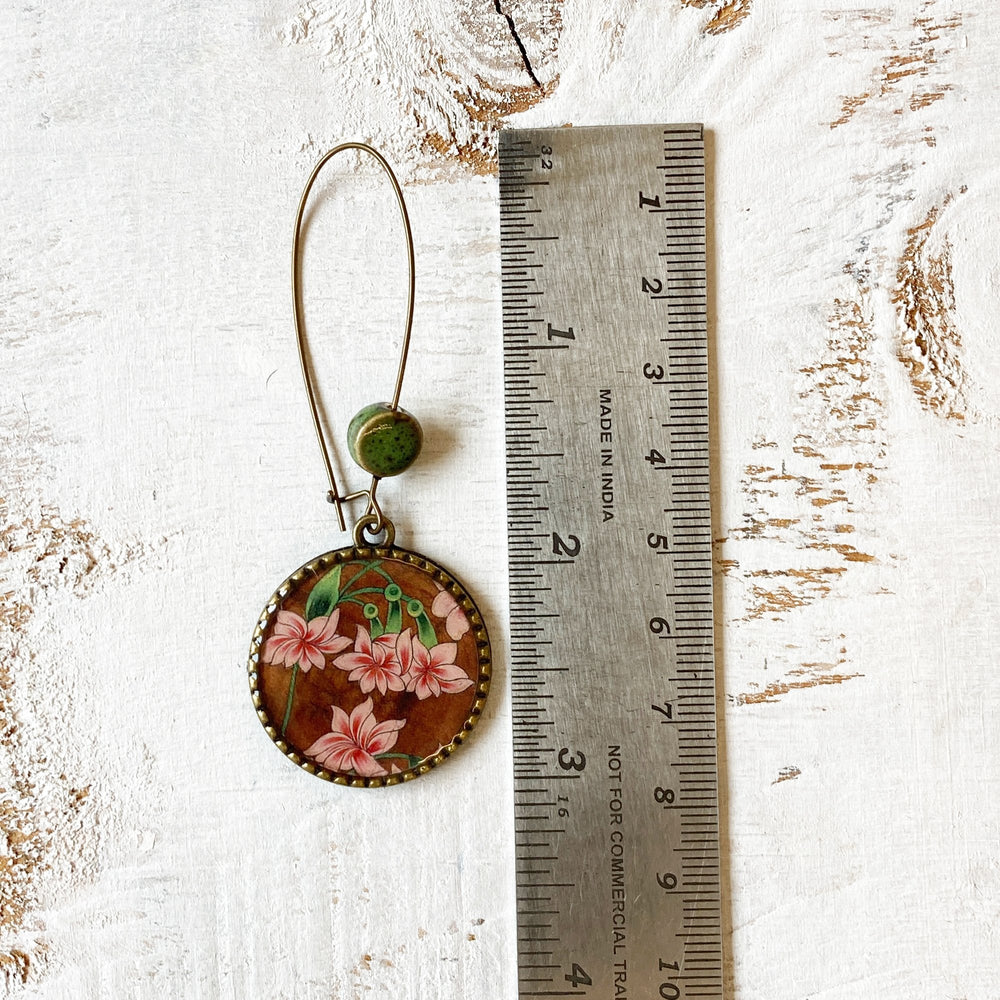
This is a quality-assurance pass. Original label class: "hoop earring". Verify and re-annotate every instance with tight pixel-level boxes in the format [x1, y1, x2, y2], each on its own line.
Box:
[247, 144, 492, 788]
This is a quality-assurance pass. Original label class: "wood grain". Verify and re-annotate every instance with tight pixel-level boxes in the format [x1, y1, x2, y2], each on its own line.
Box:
[828, 6, 964, 132]
[279, 0, 561, 175]
[894, 191, 969, 419]
[0, 413, 149, 990]
[679, 0, 754, 35]
[2, 0, 1000, 996]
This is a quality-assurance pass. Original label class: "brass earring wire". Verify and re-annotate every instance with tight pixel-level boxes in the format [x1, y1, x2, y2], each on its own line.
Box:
[291, 143, 418, 547]
[248, 144, 492, 788]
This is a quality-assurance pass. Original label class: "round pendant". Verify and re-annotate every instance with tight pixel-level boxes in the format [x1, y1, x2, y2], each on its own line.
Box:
[248, 545, 491, 787]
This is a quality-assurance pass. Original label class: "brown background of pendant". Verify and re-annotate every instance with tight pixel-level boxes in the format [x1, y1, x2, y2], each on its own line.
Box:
[248, 546, 491, 787]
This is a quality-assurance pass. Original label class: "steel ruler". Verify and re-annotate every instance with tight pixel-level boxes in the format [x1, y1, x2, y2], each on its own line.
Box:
[499, 124, 721, 999]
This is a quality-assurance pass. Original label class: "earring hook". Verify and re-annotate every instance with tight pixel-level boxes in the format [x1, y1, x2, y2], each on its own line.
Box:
[291, 143, 416, 535]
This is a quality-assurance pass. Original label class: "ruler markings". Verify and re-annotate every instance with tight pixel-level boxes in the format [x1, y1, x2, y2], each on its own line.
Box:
[501, 124, 721, 999]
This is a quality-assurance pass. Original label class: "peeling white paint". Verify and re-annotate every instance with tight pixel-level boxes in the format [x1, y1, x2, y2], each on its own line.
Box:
[2, 1, 1000, 998]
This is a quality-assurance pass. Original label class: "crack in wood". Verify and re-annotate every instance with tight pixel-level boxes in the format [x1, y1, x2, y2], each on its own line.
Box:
[279, 1, 561, 176]
[492, 0, 542, 88]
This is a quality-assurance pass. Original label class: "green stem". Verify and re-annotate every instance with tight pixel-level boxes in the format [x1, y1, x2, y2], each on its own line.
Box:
[369, 564, 395, 584]
[281, 663, 299, 735]
[374, 752, 423, 767]
[339, 561, 381, 598]
[338, 586, 389, 600]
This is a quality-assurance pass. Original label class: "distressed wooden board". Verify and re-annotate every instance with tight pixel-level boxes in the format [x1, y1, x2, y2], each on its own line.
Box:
[1, 1, 999, 997]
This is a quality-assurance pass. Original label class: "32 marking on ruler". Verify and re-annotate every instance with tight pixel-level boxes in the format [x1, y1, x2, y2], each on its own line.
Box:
[501, 122, 720, 1000]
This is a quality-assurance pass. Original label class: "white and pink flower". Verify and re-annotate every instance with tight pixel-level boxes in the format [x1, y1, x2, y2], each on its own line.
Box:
[396, 629, 474, 700]
[334, 624, 407, 695]
[431, 585, 471, 641]
[263, 609, 351, 672]
[305, 698, 405, 778]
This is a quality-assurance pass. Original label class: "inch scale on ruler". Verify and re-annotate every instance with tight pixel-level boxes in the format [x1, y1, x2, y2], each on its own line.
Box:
[499, 125, 722, 999]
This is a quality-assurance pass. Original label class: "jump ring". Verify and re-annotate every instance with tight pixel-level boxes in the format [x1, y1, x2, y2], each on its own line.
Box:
[353, 513, 395, 548]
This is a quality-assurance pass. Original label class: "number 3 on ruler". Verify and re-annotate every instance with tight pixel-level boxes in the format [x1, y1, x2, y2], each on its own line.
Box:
[557, 747, 587, 771]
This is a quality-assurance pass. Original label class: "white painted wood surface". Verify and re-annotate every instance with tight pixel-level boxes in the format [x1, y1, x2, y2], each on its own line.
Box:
[2, 1, 999, 996]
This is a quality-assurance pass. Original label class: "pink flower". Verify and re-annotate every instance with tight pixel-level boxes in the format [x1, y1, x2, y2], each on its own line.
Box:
[396, 629, 474, 700]
[431, 585, 471, 641]
[263, 609, 351, 672]
[334, 624, 406, 695]
[305, 698, 405, 778]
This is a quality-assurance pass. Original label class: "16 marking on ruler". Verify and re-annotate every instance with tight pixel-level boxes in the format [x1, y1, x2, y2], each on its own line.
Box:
[500, 124, 721, 1000]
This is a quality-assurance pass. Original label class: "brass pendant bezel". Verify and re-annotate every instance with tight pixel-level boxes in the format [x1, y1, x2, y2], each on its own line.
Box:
[248, 544, 492, 787]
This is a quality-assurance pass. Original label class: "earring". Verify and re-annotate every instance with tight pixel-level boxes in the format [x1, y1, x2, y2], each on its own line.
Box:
[247, 144, 492, 788]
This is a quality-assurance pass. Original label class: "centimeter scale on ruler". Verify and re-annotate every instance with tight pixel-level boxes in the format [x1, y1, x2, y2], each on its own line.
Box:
[499, 124, 722, 1000]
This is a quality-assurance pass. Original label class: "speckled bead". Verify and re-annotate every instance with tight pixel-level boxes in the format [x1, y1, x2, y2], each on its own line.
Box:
[346, 402, 423, 477]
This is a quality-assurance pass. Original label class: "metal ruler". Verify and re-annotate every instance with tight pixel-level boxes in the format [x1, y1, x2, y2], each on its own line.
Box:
[499, 124, 721, 999]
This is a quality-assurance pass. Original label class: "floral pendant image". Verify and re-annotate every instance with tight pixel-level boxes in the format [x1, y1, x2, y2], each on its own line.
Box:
[248, 547, 491, 786]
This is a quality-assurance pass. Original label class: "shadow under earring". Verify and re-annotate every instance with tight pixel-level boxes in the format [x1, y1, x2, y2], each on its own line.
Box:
[247, 144, 492, 788]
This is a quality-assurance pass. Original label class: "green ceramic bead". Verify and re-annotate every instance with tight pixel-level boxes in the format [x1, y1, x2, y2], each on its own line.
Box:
[346, 402, 423, 477]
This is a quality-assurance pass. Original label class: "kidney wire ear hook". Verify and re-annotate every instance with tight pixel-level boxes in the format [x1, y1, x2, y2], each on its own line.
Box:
[248, 143, 491, 786]
[290, 142, 419, 548]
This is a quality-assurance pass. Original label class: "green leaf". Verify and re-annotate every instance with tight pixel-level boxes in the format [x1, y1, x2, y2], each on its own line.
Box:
[374, 752, 425, 769]
[305, 564, 342, 620]
[385, 599, 402, 634]
[415, 611, 438, 650]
